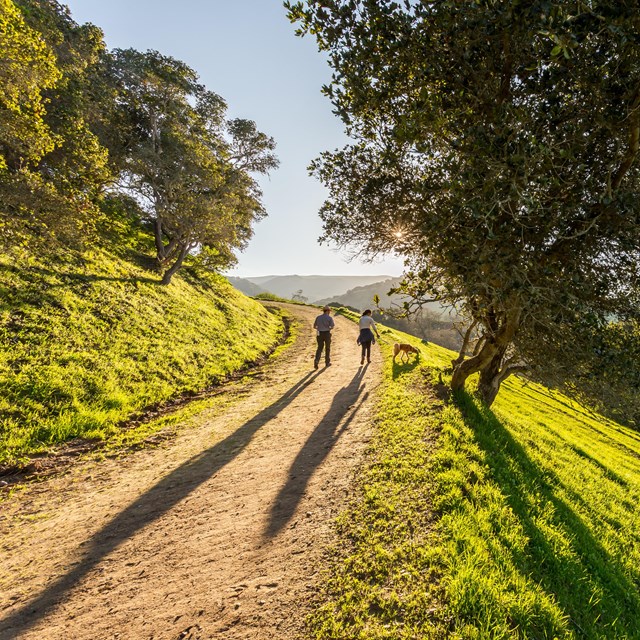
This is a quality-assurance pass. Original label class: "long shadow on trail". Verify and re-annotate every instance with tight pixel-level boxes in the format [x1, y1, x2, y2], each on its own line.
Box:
[456, 392, 640, 638]
[0, 369, 324, 637]
[265, 365, 370, 539]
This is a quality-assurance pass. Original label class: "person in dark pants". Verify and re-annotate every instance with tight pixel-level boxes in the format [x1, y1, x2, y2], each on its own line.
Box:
[313, 306, 335, 369]
[357, 309, 379, 365]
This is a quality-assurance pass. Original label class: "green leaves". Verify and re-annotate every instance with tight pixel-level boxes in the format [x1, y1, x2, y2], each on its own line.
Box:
[0, 0, 60, 169]
[110, 49, 278, 283]
[1, 0, 115, 250]
[290, 0, 640, 409]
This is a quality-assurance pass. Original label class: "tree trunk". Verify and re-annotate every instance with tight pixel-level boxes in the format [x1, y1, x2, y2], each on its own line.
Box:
[451, 339, 500, 392]
[451, 320, 477, 369]
[153, 217, 166, 261]
[160, 243, 190, 285]
[153, 216, 181, 271]
[450, 306, 522, 405]
[476, 347, 507, 406]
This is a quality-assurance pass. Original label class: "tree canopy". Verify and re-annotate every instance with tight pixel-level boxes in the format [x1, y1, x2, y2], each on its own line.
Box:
[0, 0, 59, 172]
[287, 0, 640, 407]
[0, 0, 277, 285]
[109, 48, 278, 284]
[2, 0, 111, 245]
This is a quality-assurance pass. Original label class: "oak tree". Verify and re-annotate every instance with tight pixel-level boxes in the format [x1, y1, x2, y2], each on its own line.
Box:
[110, 49, 278, 284]
[288, 0, 640, 406]
[1, 0, 112, 248]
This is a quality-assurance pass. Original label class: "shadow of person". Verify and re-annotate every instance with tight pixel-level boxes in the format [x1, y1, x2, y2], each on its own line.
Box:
[0, 369, 325, 637]
[455, 391, 640, 637]
[264, 366, 370, 539]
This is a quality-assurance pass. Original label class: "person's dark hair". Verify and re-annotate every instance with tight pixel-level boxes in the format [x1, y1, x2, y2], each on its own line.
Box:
[363, 309, 372, 316]
[323, 306, 331, 312]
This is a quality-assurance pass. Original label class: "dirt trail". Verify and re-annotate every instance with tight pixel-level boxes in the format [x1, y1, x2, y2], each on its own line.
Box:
[0, 304, 381, 640]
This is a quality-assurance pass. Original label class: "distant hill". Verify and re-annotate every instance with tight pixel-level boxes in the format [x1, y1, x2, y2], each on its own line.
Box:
[316, 277, 456, 319]
[318, 277, 463, 351]
[226, 276, 268, 297]
[316, 277, 404, 311]
[241, 275, 395, 303]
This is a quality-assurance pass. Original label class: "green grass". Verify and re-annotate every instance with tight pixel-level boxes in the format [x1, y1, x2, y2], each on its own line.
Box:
[98, 309, 299, 455]
[310, 326, 640, 639]
[0, 246, 283, 466]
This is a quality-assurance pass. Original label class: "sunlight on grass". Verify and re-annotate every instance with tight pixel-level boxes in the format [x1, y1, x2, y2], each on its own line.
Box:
[310, 323, 640, 639]
[0, 249, 283, 465]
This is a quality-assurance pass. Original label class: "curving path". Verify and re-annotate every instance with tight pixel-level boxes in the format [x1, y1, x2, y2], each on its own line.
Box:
[0, 304, 381, 640]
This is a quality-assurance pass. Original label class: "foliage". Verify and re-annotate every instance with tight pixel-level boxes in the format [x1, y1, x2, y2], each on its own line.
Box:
[326, 301, 360, 314]
[554, 319, 640, 428]
[373, 308, 462, 352]
[287, 0, 640, 408]
[310, 322, 640, 638]
[109, 48, 278, 284]
[0, 245, 282, 466]
[1, 0, 112, 247]
[1, 1, 277, 282]
[0, 0, 60, 171]
[253, 291, 307, 305]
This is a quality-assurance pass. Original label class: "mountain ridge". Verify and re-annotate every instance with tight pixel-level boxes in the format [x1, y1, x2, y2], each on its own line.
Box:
[228, 274, 397, 302]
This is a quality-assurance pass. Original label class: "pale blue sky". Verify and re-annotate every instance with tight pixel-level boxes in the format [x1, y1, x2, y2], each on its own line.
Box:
[64, 0, 404, 277]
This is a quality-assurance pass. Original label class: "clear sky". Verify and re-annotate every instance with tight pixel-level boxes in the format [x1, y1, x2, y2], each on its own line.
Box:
[63, 0, 404, 278]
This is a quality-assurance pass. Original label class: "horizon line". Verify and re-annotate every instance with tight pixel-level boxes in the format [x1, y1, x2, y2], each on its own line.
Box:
[226, 273, 403, 279]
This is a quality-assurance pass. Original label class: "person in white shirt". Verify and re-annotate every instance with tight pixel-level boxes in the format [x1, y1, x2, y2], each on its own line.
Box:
[357, 309, 379, 365]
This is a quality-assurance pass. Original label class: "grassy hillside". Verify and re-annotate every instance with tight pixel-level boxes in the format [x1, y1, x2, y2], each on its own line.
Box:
[0, 244, 283, 467]
[312, 317, 640, 639]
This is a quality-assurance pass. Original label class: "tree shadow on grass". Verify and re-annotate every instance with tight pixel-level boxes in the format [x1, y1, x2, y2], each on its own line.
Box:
[526, 385, 601, 423]
[45, 270, 159, 286]
[455, 391, 640, 638]
[502, 384, 640, 478]
[0, 369, 325, 637]
[265, 365, 370, 538]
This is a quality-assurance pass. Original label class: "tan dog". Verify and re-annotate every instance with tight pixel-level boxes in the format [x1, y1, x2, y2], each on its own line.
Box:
[393, 343, 419, 363]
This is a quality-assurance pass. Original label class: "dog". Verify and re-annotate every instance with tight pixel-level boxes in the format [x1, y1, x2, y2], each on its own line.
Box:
[393, 343, 420, 363]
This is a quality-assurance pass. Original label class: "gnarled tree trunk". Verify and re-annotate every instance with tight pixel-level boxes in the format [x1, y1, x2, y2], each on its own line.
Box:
[451, 306, 523, 406]
[476, 346, 508, 406]
[160, 242, 191, 285]
[451, 320, 477, 369]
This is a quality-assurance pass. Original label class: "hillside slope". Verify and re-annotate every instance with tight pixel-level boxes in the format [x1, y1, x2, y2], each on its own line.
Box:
[316, 277, 455, 317]
[0, 246, 283, 467]
[243, 274, 394, 302]
[312, 316, 640, 639]
[226, 276, 268, 297]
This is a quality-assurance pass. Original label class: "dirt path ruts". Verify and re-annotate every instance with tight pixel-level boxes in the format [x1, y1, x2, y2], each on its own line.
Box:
[0, 304, 381, 640]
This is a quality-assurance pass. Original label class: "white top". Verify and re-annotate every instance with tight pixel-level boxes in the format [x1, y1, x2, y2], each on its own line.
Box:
[359, 315, 377, 331]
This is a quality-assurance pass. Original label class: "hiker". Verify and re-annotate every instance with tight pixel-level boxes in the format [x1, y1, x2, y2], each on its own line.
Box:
[357, 309, 379, 365]
[313, 306, 335, 369]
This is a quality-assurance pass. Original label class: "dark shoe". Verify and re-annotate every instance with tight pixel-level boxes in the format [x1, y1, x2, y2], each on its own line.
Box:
[314, 361, 319, 370]
[367, 359, 371, 364]
[360, 359, 364, 365]
[325, 362, 332, 367]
